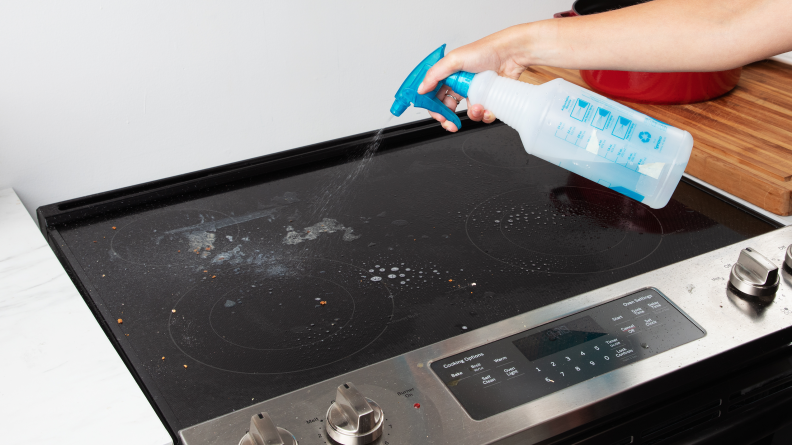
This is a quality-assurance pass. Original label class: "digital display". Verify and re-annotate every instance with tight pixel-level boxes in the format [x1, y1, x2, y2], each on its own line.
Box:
[512, 316, 607, 361]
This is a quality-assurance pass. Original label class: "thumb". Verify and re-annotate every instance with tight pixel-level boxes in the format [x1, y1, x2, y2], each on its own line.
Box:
[417, 55, 463, 95]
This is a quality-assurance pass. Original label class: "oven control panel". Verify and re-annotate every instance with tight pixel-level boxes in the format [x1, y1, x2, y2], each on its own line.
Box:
[431, 288, 705, 420]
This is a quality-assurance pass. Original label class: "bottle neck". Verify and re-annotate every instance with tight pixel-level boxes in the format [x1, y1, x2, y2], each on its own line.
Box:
[467, 71, 538, 131]
[444, 71, 476, 97]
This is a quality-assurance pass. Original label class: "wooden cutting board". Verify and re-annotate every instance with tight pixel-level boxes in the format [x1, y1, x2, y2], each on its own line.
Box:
[517, 61, 792, 215]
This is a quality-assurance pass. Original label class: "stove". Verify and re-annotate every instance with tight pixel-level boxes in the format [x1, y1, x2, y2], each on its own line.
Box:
[38, 115, 792, 444]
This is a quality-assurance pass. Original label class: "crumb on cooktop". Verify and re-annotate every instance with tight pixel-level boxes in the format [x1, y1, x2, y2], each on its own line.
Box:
[117, 318, 123, 324]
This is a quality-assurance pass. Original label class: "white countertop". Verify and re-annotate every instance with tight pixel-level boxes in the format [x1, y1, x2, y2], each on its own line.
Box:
[0, 188, 172, 445]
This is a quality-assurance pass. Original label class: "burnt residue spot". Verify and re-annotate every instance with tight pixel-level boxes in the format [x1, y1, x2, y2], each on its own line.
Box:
[283, 218, 360, 244]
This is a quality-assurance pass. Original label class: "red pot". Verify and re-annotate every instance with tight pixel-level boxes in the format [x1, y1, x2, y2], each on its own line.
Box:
[554, 0, 742, 104]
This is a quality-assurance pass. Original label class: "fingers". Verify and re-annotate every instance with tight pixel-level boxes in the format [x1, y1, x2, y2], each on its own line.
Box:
[442, 120, 459, 132]
[482, 109, 496, 124]
[424, 86, 462, 132]
[418, 54, 463, 95]
[468, 103, 484, 121]
[436, 85, 464, 110]
[467, 103, 496, 124]
[428, 109, 459, 132]
[428, 110, 446, 123]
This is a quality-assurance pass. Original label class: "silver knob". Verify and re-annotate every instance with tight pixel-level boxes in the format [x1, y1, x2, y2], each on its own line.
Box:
[729, 247, 779, 297]
[784, 245, 792, 271]
[239, 412, 297, 445]
[325, 382, 384, 445]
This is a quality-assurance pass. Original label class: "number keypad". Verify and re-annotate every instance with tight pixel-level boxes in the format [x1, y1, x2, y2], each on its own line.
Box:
[431, 288, 705, 420]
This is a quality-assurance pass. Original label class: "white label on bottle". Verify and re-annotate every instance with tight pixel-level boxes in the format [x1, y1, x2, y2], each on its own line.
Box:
[549, 87, 673, 175]
[638, 162, 665, 179]
[585, 130, 600, 155]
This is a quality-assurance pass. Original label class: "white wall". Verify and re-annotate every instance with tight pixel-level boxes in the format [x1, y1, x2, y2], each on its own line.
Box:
[0, 1, 570, 218]
[772, 51, 792, 65]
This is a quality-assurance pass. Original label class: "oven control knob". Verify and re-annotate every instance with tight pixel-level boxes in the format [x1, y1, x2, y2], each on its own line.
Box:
[784, 245, 792, 271]
[729, 247, 780, 297]
[325, 382, 383, 445]
[239, 412, 297, 445]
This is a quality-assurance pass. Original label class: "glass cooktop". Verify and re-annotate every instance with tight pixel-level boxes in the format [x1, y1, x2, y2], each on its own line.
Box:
[49, 123, 776, 434]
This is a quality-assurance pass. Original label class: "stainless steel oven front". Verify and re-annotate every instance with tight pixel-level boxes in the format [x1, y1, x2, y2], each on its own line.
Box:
[180, 226, 792, 445]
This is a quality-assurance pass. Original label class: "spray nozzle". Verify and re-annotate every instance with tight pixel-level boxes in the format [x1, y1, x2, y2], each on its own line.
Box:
[391, 44, 475, 130]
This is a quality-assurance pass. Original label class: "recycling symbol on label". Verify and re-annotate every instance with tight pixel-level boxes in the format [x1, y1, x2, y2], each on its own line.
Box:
[639, 131, 652, 143]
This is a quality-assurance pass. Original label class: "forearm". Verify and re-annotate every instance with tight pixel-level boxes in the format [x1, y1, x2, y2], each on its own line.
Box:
[522, 0, 792, 72]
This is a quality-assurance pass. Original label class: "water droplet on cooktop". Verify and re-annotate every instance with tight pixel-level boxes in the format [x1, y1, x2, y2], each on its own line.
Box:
[391, 267, 399, 271]
[370, 276, 382, 282]
[400, 281, 406, 284]
[461, 326, 468, 330]
[405, 268, 411, 271]
[379, 268, 385, 272]
[399, 274, 405, 277]
[368, 269, 374, 272]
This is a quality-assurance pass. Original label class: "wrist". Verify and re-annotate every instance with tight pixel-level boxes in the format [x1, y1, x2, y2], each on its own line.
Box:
[517, 19, 564, 68]
[499, 20, 555, 68]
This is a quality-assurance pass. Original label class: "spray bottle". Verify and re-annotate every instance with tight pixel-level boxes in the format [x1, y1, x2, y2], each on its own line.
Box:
[390, 45, 693, 209]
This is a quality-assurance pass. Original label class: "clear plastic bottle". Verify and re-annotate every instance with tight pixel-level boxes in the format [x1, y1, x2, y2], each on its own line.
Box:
[447, 71, 694, 209]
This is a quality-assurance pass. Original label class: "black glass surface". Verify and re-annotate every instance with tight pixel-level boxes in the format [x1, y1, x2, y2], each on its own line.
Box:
[52, 123, 776, 433]
[513, 316, 607, 361]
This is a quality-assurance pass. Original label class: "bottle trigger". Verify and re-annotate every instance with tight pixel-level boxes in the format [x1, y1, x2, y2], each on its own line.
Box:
[391, 44, 470, 130]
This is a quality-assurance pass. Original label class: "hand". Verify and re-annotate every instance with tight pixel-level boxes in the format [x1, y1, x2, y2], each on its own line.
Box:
[416, 24, 534, 132]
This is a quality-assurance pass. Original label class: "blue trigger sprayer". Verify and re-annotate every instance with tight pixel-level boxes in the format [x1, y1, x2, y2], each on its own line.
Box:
[390, 44, 465, 131]
[390, 45, 694, 209]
